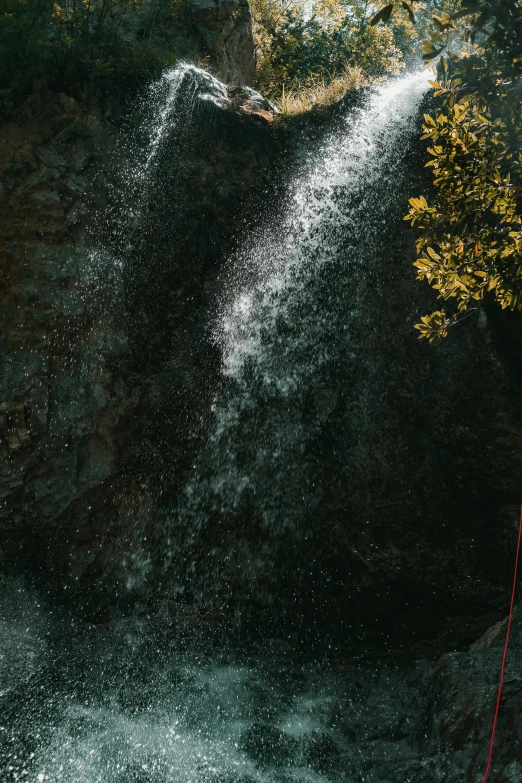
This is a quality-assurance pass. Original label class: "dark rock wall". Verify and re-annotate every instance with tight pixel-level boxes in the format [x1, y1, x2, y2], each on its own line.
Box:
[0, 76, 281, 614]
[147, 0, 256, 86]
[0, 92, 134, 576]
[419, 608, 522, 781]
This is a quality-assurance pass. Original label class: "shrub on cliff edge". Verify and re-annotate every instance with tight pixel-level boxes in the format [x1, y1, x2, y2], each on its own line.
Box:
[0, 0, 190, 105]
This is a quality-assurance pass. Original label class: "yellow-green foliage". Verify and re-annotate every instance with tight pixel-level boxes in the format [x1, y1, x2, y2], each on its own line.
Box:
[250, 0, 420, 104]
[277, 64, 366, 115]
[404, 0, 522, 341]
[407, 71, 522, 341]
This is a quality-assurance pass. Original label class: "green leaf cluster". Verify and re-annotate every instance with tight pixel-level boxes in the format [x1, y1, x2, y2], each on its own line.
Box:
[405, 0, 522, 341]
[251, 0, 420, 100]
[0, 0, 187, 103]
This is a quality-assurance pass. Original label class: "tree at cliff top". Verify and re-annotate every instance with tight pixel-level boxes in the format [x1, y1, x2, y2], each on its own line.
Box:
[397, 0, 522, 341]
[250, 0, 422, 100]
[0, 0, 189, 103]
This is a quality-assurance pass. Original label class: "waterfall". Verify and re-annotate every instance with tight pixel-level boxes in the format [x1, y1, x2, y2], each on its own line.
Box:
[0, 67, 439, 783]
[162, 69, 430, 620]
[219, 71, 430, 378]
[134, 63, 233, 182]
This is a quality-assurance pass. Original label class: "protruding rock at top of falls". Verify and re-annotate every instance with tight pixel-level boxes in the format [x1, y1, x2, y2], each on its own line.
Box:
[222, 85, 279, 123]
[176, 64, 278, 122]
[190, 0, 256, 86]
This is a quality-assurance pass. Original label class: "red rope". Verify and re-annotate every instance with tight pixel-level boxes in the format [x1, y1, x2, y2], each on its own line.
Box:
[480, 503, 522, 782]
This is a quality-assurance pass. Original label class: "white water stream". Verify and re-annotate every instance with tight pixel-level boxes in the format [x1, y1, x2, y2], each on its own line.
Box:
[218, 71, 430, 378]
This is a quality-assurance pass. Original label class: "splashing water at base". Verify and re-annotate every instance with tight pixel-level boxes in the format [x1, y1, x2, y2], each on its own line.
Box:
[0, 577, 47, 699]
[0, 581, 426, 783]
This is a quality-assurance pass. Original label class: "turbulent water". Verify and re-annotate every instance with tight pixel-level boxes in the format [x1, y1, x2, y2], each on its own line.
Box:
[0, 578, 430, 783]
[0, 68, 434, 782]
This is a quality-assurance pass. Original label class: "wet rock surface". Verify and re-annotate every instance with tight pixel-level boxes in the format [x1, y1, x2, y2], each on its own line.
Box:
[420, 607, 522, 782]
[0, 91, 136, 578]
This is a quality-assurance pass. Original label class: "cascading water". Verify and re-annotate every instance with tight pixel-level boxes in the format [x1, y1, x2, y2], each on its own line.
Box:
[138, 64, 230, 178]
[0, 67, 438, 783]
[163, 69, 431, 627]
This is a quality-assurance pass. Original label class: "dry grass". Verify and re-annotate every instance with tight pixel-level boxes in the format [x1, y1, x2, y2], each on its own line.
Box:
[276, 65, 368, 116]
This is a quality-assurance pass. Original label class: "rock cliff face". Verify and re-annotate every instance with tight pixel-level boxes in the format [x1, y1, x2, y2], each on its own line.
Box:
[190, 0, 256, 85]
[419, 607, 522, 782]
[0, 92, 132, 575]
[152, 0, 256, 85]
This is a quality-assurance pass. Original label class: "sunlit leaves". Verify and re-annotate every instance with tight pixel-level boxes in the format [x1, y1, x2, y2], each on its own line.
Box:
[414, 310, 456, 342]
[420, 39, 445, 61]
[407, 83, 522, 338]
[251, 0, 417, 100]
[406, 0, 522, 341]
